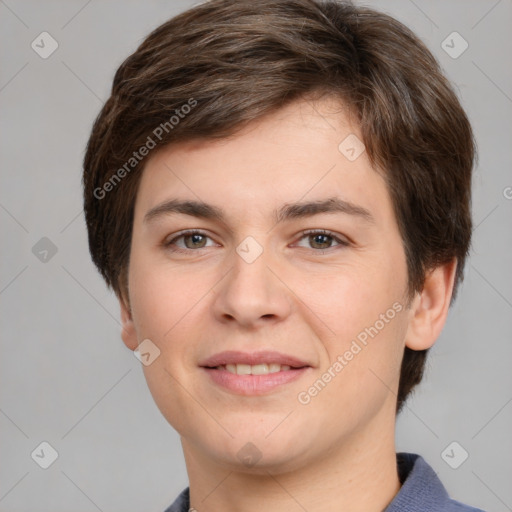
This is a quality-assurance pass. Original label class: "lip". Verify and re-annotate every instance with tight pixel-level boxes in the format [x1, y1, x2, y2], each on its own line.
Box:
[201, 366, 311, 395]
[199, 350, 310, 368]
[199, 350, 312, 396]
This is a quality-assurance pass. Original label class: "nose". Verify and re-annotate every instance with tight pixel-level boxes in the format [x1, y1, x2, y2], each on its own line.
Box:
[211, 241, 292, 329]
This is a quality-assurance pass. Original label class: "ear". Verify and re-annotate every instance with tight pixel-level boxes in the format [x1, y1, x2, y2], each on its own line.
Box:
[405, 259, 458, 351]
[119, 294, 138, 351]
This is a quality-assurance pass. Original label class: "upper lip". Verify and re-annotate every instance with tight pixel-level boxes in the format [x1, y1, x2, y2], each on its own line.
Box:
[199, 350, 311, 368]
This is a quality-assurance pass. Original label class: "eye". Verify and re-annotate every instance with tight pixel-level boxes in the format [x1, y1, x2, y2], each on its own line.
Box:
[295, 229, 349, 252]
[164, 230, 216, 253]
[163, 228, 349, 254]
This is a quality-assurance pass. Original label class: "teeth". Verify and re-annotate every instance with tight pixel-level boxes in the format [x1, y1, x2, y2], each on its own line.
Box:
[220, 363, 293, 375]
[251, 364, 268, 375]
[237, 364, 251, 375]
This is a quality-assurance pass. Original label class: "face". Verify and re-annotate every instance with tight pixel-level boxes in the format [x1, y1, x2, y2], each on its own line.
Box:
[121, 97, 415, 474]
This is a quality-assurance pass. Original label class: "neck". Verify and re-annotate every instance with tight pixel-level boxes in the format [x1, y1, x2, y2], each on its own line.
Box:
[181, 407, 401, 512]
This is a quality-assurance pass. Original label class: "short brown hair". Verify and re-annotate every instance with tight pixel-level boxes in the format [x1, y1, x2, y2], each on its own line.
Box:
[82, 0, 476, 413]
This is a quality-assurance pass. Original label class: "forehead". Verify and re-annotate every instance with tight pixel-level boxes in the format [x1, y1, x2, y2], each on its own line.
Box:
[133, 97, 393, 229]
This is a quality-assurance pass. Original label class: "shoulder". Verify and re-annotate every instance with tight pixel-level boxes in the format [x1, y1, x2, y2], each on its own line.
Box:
[163, 487, 190, 512]
[164, 454, 487, 512]
[385, 453, 486, 512]
[445, 501, 487, 512]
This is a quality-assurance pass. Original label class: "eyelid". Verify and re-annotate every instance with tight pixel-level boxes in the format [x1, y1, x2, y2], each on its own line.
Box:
[163, 229, 217, 248]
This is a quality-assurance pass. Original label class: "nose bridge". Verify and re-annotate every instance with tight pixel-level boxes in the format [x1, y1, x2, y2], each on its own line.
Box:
[212, 234, 291, 326]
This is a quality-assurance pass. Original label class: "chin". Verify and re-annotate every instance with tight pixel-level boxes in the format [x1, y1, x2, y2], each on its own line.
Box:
[203, 430, 314, 474]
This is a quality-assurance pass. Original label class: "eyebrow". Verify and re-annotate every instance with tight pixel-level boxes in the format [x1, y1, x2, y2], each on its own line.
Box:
[143, 196, 375, 226]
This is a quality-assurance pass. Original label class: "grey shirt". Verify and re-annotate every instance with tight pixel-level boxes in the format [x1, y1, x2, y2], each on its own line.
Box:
[164, 452, 485, 512]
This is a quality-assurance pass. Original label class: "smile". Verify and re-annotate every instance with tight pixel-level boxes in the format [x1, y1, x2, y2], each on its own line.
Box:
[199, 350, 313, 395]
[216, 363, 292, 375]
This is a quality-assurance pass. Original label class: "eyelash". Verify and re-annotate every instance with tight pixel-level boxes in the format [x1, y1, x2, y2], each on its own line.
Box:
[163, 229, 350, 255]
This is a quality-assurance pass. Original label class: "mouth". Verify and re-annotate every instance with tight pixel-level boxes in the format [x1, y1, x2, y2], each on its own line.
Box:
[199, 351, 312, 395]
[213, 363, 298, 375]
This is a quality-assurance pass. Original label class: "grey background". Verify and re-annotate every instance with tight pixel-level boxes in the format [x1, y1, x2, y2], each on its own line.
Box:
[0, 0, 511, 511]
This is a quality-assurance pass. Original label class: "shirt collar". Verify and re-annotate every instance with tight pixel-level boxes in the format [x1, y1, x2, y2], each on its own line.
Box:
[165, 452, 483, 512]
[384, 452, 449, 511]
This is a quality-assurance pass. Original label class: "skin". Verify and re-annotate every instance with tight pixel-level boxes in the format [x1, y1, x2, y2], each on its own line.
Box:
[119, 96, 457, 512]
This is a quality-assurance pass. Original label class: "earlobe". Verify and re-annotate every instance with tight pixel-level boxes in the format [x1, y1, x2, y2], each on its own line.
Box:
[119, 296, 138, 351]
[405, 259, 458, 351]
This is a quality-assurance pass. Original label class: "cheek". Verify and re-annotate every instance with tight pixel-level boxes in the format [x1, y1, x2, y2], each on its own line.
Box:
[303, 257, 406, 343]
[299, 248, 408, 400]
[297, 291, 407, 441]
[128, 253, 205, 340]
[128, 258, 209, 434]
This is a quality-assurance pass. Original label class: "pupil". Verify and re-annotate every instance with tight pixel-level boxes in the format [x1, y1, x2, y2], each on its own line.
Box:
[312, 234, 330, 248]
[187, 234, 205, 248]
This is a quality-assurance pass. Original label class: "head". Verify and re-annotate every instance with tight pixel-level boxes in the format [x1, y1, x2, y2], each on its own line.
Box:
[83, 0, 475, 470]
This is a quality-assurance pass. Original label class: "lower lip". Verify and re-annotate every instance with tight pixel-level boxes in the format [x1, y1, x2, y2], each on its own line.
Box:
[201, 367, 310, 395]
